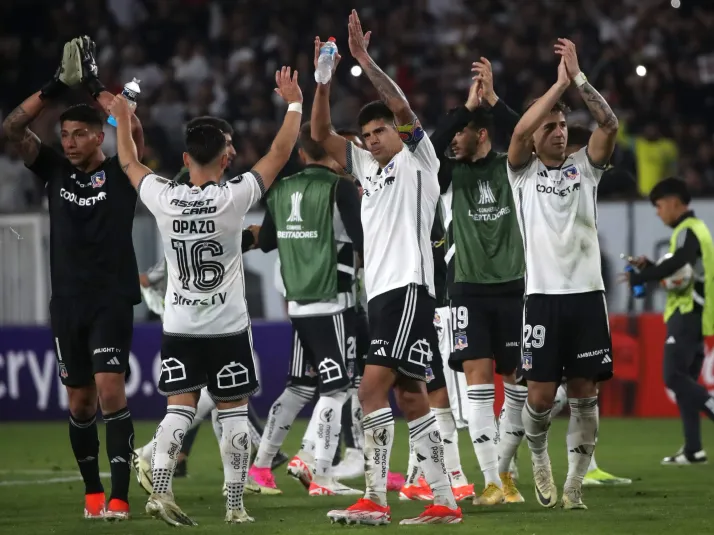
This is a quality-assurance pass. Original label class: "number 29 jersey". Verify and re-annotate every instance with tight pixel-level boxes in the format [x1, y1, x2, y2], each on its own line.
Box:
[139, 171, 265, 337]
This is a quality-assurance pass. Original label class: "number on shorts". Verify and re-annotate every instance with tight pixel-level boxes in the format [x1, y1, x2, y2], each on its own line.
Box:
[523, 324, 545, 349]
[451, 306, 468, 330]
[346, 336, 356, 361]
[170, 239, 226, 291]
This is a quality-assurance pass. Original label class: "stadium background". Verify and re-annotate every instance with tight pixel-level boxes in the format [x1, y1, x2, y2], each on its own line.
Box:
[0, 0, 713, 421]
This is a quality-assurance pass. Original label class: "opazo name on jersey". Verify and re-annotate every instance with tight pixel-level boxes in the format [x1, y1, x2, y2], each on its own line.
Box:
[172, 219, 216, 234]
[172, 291, 227, 306]
[170, 198, 216, 215]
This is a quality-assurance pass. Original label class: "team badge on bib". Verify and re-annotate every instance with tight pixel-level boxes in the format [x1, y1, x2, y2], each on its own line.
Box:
[90, 170, 106, 188]
[454, 334, 468, 350]
[562, 164, 579, 181]
[522, 351, 532, 371]
[425, 366, 434, 383]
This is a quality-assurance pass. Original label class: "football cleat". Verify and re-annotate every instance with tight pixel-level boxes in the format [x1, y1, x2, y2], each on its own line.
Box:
[104, 498, 130, 521]
[399, 504, 463, 525]
[583, 468, 632, 485]
[84, 492, 106, 519]
[272, 450, 290, 471]
[286, 455, 313, 490]
[146, 493, 197, 526]
[561, 486, 587, 510]
[399, 476, 433, 501]
[473, 482, 504, 506]
[532, 463, 558, 508]
[500, 472, 524, 503]
[225, 508, 255, 524]
[452, 483, 475, 502]
[309, 479, 362, 496]
[332, 447, 364, 480]
[132, 451, 153, 495]
[387, 471, 406, 491]
[247, 465, 283, 495]
[327, 498, 391, 526]
[661, 447, 707, 466]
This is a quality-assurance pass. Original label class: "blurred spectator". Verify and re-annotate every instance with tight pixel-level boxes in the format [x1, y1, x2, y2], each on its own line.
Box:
[0, 0, 713, 212]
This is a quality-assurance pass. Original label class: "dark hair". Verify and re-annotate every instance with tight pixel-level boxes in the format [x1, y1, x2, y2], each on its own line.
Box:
[59, 104, 103, 128]
[649, 177, 691, 205]
[357, 101, 395, 128]
[524, 99, 571, 115]
[299, 121, 327, 161]
[186, 116, 233, 135]
[185, 124, 226, 165]
[465, 108, 494, 139]
[567, 124, 592, 148]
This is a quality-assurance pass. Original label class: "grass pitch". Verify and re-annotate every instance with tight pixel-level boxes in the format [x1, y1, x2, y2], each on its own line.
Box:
[0, 418, 712, 534]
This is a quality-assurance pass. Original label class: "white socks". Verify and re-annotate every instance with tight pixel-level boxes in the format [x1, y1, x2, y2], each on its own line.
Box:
[522, 401, 552, 466]
[565, 397, 598, 490]
[313, 392, 347, 482]
[362, 408, 394, 506]
[218, 406, 250, 511]
[551, 383, 568, 418]
[467, 384, 500, 486]
[152, 405, 196, 495]
[408, 412, 457, 509]
[497, 384, 527, 473]
[405, 438, 422, 486]
[350, 388, 365, 451]
[253, 386, 313, 468]
[433, 407, 465, 485]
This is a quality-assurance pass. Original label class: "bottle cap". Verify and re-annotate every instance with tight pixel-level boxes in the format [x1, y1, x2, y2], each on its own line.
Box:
[328, 37, 336, 42]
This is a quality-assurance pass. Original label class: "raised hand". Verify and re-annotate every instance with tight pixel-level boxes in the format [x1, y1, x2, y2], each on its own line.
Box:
[348, 9, 372, 61]
[557, 57, 570, 89]
[465, 78, 482, 111]
[471, 57, 496, 105]
[274, 66, 303, 104]
[108, 94, 132, 122]
[554, 38, 581, 80]
[314, 36, 342, 74]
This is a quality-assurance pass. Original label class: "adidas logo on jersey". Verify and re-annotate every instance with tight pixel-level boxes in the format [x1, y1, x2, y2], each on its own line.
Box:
[375, 347, 388, 357]
[601, 354, 612, 364]
[537, 170, 548, 178]
[107, 357, 121, 366]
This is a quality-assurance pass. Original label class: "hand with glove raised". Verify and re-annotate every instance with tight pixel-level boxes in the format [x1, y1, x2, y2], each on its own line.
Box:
[74, 35, 106, 98]
[39, 41, 83, 100]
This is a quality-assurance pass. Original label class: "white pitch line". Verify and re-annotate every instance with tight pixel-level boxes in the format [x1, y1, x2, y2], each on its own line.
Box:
[0, 471, 111, 486]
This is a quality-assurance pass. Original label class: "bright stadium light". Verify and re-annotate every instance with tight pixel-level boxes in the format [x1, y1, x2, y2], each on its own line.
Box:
[636, 65, 647, 77]
[351, 65, 362, 77]
[671, 0, 681, 8]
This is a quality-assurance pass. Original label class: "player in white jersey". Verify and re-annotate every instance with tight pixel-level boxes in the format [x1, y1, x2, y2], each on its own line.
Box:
[507, 39, 619, 510]
[311, 11, 461, 525]
[108, 66, 303, 525]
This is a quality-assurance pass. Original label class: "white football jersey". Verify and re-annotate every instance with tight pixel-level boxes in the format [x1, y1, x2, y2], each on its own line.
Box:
[347, 125, 440, 301]
[508, 147, 605, 295]
[139, 171, 264, 336]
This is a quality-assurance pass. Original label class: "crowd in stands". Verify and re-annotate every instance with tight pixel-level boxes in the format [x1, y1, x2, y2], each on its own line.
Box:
[0, 0, 712, 211]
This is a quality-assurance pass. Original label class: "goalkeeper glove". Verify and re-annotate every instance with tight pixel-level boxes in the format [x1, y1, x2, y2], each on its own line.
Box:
[40, 41, 81, 100]
[76, 35, 106, 98]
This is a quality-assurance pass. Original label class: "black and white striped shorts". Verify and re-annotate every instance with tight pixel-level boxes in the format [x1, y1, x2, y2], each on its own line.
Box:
[366, 284, 437, 382]
[287, 311, 352, 395]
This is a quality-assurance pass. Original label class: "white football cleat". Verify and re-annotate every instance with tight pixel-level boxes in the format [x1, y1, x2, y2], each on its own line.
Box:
[532, 462, 558, 508]
[132, 450, 153, 495]
[146, 493, 197, 527]
[225, 508, 255, 523]
[309, 478, 362, 496]
[332, 447, 364, 480]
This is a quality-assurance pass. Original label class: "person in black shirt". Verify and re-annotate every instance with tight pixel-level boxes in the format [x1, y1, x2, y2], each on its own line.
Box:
[2, 38, 144, 520]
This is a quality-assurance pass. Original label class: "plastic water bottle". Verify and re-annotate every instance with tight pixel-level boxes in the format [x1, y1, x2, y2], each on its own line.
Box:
[315, 38, 338, 84]
[624, 264, 646, 298]
[107, 78, 141, 127]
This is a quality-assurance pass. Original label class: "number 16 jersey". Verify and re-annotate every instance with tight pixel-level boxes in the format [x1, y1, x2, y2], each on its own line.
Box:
[139, 171, 265, 337]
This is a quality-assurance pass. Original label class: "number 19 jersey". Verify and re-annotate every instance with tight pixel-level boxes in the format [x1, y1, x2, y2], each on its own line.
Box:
[139, 171, 265, 337]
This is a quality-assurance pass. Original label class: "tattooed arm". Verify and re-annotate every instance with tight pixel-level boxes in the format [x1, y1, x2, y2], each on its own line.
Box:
[96, 91, 145, 161]
[2, 92, 46, 167]
[578, 81, 619, 167]
[348, 10, 414, 125]
[555, 38, 618, 167]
